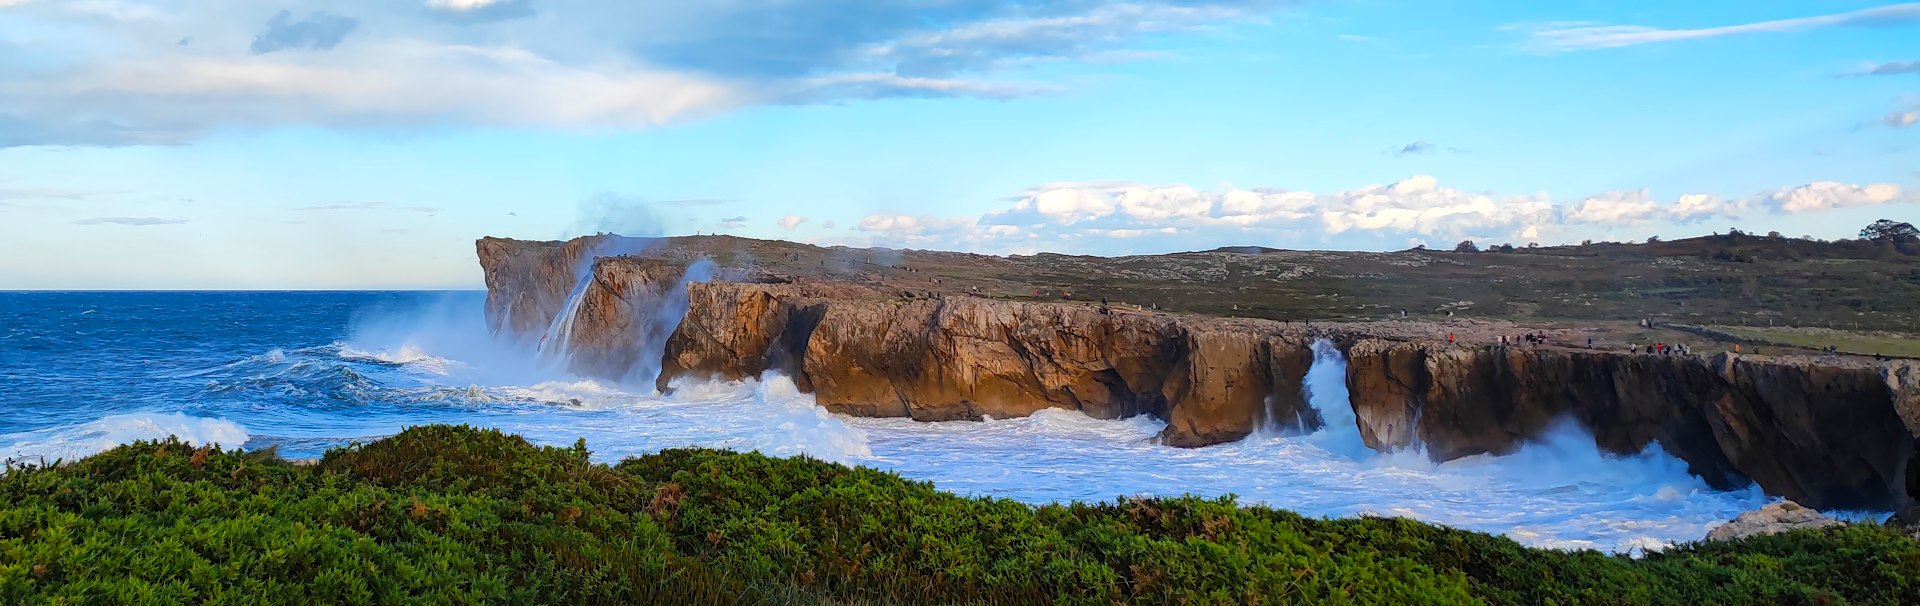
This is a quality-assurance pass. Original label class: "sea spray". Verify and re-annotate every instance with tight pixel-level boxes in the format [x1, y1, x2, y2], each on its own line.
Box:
[344, 292, 559, 387]
[536, 275, 593, 369]
[112, 290, 1778, 552]
[622, 258, 717, 391]
[1301, 338, 1370, 458]
[1, 413, 249, 464]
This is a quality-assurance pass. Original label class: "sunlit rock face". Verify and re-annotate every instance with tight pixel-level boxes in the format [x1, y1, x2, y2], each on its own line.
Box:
[479, 234, 1920, 511]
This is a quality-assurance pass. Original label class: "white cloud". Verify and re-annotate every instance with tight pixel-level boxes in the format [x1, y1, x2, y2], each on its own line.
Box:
[0, 0, 1274, 147]
[1887, 111, 1920, 128]
[857, 214, 974, 235]
[777, 214, 807, 231]
[1002, 186, 1121, 224]
[1668, 193, 1732, 223]
[74, 216, 186, 226]
[1565, 190, 1740, 225]
[1566, 190, 1658, 224]
[1762, 182, 1902, 213]
[426, 0, 503, 10]
[833, 176, 1894, 255]
[1117, 186, 1213, 221]
[1, 40, 743, 147]
[1317, 176, 1554, 238]
[1526, 3, 1920, 52]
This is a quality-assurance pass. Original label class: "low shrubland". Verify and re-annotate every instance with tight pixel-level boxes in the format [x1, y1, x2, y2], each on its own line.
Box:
[4, 425, 1918, 605]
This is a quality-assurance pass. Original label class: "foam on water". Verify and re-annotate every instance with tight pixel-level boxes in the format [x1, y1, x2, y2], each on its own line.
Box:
[0, 292, 1791, 554]
[1, 413, 250, 464]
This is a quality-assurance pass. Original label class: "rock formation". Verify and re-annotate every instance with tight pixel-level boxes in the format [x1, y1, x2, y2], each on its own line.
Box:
[477, 234, 1920, 512]
[1705, 501, 1844, 541]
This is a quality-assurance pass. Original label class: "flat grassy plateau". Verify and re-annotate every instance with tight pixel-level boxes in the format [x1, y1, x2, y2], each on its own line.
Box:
[643, 231, 1920, 356]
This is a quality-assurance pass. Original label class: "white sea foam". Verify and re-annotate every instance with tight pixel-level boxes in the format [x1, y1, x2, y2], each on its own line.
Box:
[313, 306, 1783, 552]
[0, 413, 250, 464]
[339, 343, 457, 375]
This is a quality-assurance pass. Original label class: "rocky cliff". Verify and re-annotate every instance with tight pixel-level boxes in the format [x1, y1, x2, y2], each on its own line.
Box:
[477, 235, 1920, 511]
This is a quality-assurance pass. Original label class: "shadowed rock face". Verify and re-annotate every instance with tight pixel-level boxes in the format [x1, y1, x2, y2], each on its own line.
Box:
[478, 235, 1920, 511]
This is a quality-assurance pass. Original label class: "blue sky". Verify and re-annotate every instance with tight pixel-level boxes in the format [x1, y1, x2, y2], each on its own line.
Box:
[1, 0, 1915, 289]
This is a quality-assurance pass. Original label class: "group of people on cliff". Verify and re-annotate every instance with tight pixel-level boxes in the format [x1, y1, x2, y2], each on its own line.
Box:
[1634, 342, 1691, 356]
[1498, 332, 1550, 347]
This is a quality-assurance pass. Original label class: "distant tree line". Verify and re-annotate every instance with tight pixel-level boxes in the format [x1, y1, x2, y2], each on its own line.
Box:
[1444, 219, 1917, 253]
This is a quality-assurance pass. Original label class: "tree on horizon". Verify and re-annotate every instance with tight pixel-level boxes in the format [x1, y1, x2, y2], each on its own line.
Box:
[1861, 219, 1919, 242]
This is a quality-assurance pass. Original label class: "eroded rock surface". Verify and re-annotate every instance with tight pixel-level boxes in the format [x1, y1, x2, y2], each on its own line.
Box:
[478, 234, 1920, 511]
[1705, 501, 1844, 542]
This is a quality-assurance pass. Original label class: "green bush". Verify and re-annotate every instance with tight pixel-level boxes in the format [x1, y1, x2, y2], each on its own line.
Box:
[3, 425, 1917, 605]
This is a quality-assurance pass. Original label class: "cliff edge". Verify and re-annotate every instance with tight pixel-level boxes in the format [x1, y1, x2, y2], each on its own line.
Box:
[478, 234, 1920, 512]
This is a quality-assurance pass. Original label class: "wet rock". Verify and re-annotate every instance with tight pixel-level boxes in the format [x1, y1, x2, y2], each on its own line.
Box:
[1705, 501, 1843, 542]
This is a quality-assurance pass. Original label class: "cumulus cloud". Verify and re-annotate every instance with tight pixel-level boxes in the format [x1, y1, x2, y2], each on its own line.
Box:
[1316, 176, 1556, 239]
[777, 214, 807, 230]
[836, 175, 1900, 254]
[249, 11, 359, 54]
[980, 175, 1559, 244]
[0, 0, 1278, 148]
[1565, 190, 1658, 224]
[74, 216, 186, 226]
[1526, 3, 1920, 52]
[1761, 182, 1903, 213]
[1564, 190, 1736, 225]
[1667, 193, 1732, 223]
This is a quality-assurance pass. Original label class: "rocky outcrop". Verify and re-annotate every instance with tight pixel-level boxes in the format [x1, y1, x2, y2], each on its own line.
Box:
[1342, 344, 1916, 509]
[1705, 501, 1844, 541]
[477, 235, 1920, 511]
[660, 280, 1322, 442]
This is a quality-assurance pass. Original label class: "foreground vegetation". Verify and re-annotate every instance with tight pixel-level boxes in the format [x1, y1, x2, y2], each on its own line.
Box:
[4, 426, 1919, 605]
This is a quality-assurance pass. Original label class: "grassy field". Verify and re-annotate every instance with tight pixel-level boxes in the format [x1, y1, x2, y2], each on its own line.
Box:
[630, 231, 1920, 335]
[1708, 326, 1920, 358]
[6, 425, 1920, 605]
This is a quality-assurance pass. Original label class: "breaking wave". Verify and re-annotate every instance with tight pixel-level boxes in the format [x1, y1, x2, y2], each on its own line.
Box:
[1, 413, 250, 465]
[0, 291, 1784, 554]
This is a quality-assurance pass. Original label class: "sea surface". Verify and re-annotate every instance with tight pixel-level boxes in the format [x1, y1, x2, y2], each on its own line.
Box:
[0, 291, 1778, 553]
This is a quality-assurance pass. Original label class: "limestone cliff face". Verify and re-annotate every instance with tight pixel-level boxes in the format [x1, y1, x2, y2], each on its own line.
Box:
[659, 281, 1320, 443]
[1342, 344, 1913, 509]
[477, 235, 1920, 511]
[477, 236, 600, 337]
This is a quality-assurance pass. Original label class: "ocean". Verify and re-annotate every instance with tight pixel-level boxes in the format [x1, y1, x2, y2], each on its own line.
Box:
[0, 290, 1774, 553]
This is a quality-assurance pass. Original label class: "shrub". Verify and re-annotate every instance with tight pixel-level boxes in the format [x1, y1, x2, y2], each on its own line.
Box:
[3, 425, 1918, 605]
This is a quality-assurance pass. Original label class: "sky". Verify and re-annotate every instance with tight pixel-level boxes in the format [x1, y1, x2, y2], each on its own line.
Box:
[0, 0, 1916, 289]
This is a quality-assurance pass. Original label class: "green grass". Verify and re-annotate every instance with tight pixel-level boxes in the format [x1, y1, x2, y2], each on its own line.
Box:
[1710, 326, 1920, 358]
[5, 425, 1920, 605]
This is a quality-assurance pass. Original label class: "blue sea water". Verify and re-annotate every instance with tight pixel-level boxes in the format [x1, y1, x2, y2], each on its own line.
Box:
[0, 290, 1777, 553]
